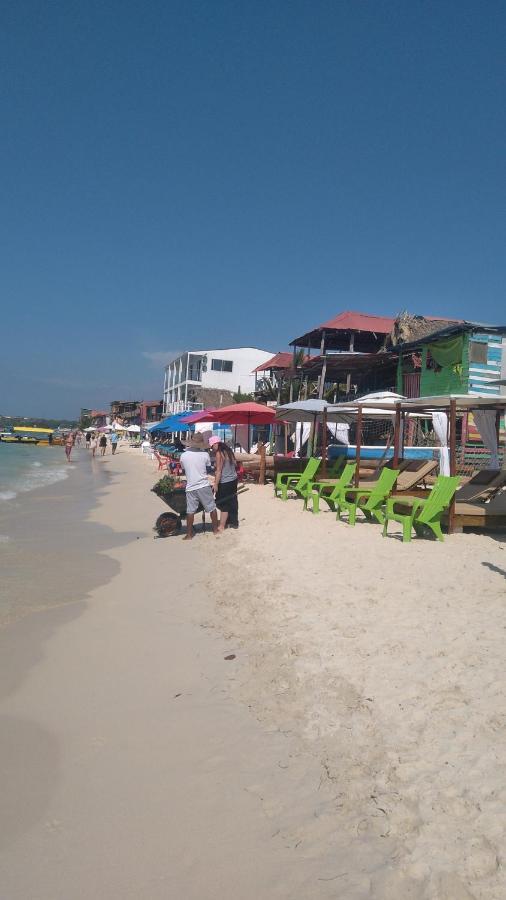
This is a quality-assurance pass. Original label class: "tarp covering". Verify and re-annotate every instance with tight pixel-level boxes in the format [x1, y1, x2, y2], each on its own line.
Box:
[427, 335, 463, 368]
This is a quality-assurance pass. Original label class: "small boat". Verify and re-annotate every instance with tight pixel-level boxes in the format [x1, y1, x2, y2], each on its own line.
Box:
[0, 433, 39, 444]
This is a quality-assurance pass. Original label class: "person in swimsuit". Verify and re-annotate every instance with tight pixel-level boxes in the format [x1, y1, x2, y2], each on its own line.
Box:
[99, 434, 107, 456]
[64, 432, 75, 462]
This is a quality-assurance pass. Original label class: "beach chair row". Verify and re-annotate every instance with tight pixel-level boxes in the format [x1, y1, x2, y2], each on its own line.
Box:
[274, 457, 460, 543]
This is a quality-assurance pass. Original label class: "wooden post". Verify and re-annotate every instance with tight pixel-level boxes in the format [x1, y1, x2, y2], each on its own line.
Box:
[448, 399, 457, 534]
[346, 331, 355, 393]
[321, 407, 328, 478]
[318, 357, 328, 400]
[495, 410, 501, 467]
[393, 403, 401, 467]
[258, 442, 266, 485]
[354, 405, 363, 486]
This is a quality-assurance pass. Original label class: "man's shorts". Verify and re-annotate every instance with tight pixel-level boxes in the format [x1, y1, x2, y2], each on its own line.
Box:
[186, 485, 216, 515]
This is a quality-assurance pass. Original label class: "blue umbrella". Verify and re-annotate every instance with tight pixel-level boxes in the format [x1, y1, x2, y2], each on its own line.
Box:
[148, 412, 195, 434]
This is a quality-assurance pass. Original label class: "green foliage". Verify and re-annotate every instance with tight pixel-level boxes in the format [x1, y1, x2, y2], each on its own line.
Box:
[152, 474, 177, 497]
[80, 414, 92, 430]
[0, 415, 77, 430]
[232, 389, 255, 404]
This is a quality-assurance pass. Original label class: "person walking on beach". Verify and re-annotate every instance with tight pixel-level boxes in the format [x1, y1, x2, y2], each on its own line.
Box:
[110, 430, 119, 455]
[99, 433, 107, 456]
[90, 433, 98, 458]
[85, 431, 91, 449]
[209, 437, 239, 531]
[179, 433, 219, 540]
[64, 432, 75, 463]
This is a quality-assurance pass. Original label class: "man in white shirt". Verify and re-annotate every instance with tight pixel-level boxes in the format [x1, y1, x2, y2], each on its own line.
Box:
[180, 433, 219, 540]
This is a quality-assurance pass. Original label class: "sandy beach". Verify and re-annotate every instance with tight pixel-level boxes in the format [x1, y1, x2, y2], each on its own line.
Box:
[1, 447, 505, 899]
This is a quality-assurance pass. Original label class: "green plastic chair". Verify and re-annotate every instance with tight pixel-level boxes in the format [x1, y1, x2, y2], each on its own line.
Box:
[382, 475, 460, 542]
[303, 463, 357, 514]
[336, 467, 400, 526]
[274, 457, 321, 501]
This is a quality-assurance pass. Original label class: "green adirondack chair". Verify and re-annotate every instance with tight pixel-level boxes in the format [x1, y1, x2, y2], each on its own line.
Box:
[274, 457, 321, 501]
[336, 467, 400, 526]
[382, 475, 460, 542]
[303, 463, 357, 514]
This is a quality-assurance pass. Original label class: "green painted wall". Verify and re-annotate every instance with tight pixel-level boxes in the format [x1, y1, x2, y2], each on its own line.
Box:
[397, 333, 469, 396]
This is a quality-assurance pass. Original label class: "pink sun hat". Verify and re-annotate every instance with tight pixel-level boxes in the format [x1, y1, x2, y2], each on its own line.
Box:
[208, 436, 220, 448]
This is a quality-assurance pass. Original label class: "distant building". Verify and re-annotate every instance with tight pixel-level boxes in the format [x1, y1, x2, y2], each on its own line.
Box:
[89, 409, 109, 427]
[138, 400, 163, 426]
[110, 400, 140, 425]
[163, 347, 273, 415]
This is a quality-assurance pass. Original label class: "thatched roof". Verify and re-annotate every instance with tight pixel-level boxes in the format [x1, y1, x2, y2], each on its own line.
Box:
[384, 312, 458, 350]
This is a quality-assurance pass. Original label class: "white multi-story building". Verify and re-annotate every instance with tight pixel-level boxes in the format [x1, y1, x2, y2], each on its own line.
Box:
[163, 347, 273, 414]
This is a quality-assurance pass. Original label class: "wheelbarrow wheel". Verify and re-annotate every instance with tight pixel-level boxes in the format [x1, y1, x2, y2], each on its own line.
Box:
[154, 512, 182, 537]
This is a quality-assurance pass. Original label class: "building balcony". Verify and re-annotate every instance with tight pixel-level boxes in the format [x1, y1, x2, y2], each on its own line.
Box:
[164, 400, 205, 415]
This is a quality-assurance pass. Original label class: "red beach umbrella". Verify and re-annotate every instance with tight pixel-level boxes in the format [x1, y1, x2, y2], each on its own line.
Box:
[184, 402, 275, 451]
[180, 408, 218, 424]
[188, 402, 275, 426]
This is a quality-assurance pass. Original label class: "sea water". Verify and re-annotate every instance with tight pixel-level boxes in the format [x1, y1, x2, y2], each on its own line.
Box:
[0, 443, 70, 502]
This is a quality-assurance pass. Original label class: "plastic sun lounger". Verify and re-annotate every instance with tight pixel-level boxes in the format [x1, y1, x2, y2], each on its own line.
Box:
[383, 475, 460, 542]
[335, 467, 400, 526]
[303, 463, 357, 514]
[393, 459, 438, 492]
[455, 469, 506, 503]
[274, 457, 321, 501]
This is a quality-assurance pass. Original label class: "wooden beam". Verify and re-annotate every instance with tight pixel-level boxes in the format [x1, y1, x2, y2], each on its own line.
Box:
[354, 405, 363, 486]
[346, 331, 355, 393]
[448, 399, 457, 534]
[318, 357, 327, 400]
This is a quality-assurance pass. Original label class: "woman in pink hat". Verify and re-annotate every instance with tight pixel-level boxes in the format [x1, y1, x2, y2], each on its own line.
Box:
[209, 437, 239, 531]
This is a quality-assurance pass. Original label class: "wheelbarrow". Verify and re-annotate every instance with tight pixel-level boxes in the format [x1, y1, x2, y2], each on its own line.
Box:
[151, 485, 205, 537]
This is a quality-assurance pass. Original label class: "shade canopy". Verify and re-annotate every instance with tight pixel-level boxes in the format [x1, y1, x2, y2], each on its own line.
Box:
[332, 393, 506, 414]
[127, 424, 141, 432]
[187, 402, 275, 426]
[276, 399, 343, 424]
[148, 412, 195, 433]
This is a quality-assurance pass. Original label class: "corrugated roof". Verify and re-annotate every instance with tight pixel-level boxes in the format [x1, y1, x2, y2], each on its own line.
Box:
[253, 352, 294, 372]
[318, 310, 395, 334]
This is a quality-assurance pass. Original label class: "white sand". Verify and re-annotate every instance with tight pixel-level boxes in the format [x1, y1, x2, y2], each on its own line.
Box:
[209, 482, 506, 899]
[1, 447, 505, 899]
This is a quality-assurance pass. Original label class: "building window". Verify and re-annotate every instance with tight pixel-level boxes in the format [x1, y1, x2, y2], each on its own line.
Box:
[211, 359, 233, 372]
[469, 340, 488, 364]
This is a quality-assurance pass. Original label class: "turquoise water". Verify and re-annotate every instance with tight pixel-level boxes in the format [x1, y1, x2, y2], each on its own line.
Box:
[0, 443, 71, 501]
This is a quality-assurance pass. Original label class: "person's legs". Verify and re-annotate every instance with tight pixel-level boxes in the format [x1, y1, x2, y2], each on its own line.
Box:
[218, 511, 229, 532]
[183, 513, 195, 540]
[197, 486, 219, 536]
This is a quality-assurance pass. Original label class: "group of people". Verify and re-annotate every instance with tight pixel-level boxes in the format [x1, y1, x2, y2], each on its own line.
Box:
[84, 430, 119, 457]
[179, 433, 239, 540]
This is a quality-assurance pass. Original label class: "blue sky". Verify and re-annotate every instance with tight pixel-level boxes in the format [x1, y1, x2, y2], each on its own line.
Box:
[2, 0, 505, 417]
